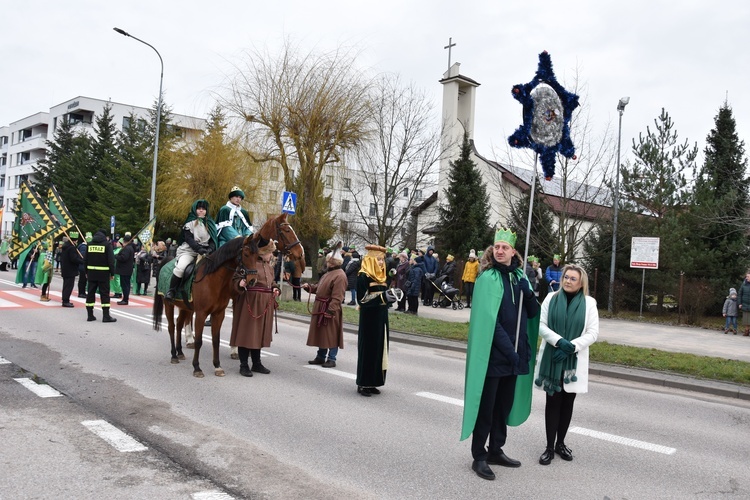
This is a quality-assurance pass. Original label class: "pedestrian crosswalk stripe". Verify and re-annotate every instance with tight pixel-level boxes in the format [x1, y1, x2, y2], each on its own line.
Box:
[81, 419, 147, 452]
[14, 378, 63, 398]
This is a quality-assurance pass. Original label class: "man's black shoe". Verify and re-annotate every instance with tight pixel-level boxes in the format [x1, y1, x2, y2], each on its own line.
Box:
[239, 365, 253, 377]
[117, 300, 128, 305]
[555, 443, 573, 461]
[539, 448, 554, 465]
[62, 302, 74, 308]
[471, 460, 495, 480]
[251, 363, 270, 374]
[487, 449, 521, 468]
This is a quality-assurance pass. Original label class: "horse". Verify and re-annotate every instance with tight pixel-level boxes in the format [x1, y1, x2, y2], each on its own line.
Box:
[153, 235, 259, 377]
[153, 212, 304, 378]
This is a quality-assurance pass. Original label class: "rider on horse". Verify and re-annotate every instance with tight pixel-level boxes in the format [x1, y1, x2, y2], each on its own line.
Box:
[216, 186, 254, 244]
[165, 199, 218, 301]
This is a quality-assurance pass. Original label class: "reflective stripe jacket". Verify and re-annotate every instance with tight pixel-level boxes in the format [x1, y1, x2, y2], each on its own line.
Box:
[84, 231, 115, 281]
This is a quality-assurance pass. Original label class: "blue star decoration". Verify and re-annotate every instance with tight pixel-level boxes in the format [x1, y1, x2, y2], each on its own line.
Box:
[508, 51, 580, 180]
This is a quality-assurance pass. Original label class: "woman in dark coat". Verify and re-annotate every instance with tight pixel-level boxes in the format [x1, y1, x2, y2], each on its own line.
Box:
[356, 245, 396, 396]
[394, 252, 409, 312]
[406, 255, 425, 315]
[345, 251, 361, 305]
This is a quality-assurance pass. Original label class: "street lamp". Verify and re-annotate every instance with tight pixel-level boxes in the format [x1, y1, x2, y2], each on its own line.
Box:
[608, 96, 630, 314]
[113, 27, 163, 221]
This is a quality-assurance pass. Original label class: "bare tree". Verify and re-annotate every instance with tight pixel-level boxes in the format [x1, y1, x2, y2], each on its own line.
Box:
[222, 40, 372, 261]
[341, 74, 441, 248]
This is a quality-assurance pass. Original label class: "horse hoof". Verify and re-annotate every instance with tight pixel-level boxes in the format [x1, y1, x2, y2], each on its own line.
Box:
[186, 342, 195, 349]
[171, 358, 179, 365]
[230, 352, 239, 360]
[215, 368, 225, 377]
[193, 371, 205, 378]
[178, 354, 186, 360]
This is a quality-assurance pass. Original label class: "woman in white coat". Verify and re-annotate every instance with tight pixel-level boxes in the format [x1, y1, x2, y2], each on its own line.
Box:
[533, 263, 599, 465]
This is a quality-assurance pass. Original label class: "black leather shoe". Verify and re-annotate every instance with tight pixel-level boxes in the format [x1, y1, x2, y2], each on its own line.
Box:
[487, 449, 521, 468]
[251, 363, 270, 374]
[62, 302, 74, 308]
[357, 386, 371, 397]
[368, 387, 381, 395]
[308, 358, 325, 365]
[539, 448, 554, 465]
[117, 300, 128, 305]
[555, 443, 573, 461]
[239, 365, 253, 377]
[471, 460, 495, 480]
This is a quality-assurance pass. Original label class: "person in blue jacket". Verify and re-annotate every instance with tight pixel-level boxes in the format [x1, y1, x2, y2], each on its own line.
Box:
[545, 254, 563, 292]
[422, 246, 439, 305]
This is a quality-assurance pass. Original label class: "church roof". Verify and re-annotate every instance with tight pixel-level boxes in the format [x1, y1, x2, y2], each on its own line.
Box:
[438, 74, 481, 87]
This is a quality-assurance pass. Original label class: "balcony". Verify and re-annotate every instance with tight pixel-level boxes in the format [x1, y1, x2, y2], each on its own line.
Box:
[14, 133, 48, 153]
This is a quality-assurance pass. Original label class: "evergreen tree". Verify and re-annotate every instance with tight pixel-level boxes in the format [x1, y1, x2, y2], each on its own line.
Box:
[437, 133, 492, 256]
[117, 111, 152, 228]
[505, 181, 558, 262]
[689, 102, 750, 301]
[90, 103, 128, 232]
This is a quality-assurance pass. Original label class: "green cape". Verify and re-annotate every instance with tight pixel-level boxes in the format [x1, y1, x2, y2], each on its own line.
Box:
[460, 266, 540, 440]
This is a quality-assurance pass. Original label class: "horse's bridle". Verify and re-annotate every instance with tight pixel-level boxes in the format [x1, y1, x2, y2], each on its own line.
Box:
[275, 221, 302, 255]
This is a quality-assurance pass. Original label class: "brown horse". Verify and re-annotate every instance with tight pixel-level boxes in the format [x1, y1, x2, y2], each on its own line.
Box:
[153, 235, 259, 377]
[153, 213, 304, 378]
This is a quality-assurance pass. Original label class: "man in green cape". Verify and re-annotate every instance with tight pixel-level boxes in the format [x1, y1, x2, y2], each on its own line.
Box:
[461, 228, 539, 481]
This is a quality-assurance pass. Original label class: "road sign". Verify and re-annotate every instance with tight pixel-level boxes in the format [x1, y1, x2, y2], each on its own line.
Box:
[630, 237, 659, 269]
[281, 191, 297, 215]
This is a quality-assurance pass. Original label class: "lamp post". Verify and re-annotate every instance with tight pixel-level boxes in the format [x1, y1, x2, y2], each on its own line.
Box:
[113, 27, 163, 221]
[608, 96, 630, 314]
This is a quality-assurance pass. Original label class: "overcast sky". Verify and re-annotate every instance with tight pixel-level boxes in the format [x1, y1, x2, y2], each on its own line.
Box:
[2, 1, 748, 177]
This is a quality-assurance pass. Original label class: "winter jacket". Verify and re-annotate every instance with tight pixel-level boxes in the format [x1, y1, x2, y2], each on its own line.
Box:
[439, 261, 456, 285]
[739, 280, 750, 310]
[345, 258, 361, 289]
[115, 241, 136, 276]
[85, 231, 115, 281]
[405, 264, 424, 297]
[723, 295, 739, 317]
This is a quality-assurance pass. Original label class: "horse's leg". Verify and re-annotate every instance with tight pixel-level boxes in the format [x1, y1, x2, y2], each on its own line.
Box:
[167, 304, 179, 364]
[211, 309, 226, 377]
[191, 310, 206, 378]
[175, 310, 187, 360]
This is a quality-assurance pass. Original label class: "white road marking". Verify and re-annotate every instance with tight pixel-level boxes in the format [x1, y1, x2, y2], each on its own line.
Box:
[304, 364, 357, 380]
[14, 377, 63, 398]
[0, 356, 11, 364]
[416, 391, 464, 406]
[5, 291, 59, 306]
[81, 419, 148, 452]
[192, 491, 235, 500]
[569, 426, 677, 455]
[0, 296, 21, 307]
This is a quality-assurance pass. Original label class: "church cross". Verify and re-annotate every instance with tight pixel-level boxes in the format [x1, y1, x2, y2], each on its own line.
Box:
[444, 37, 456, 71]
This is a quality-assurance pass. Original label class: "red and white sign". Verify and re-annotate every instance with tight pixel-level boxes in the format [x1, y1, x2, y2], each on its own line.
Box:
[630, 237, 660, 269]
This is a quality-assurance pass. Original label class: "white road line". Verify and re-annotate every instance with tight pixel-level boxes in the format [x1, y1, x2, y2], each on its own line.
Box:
[81, 419, 148, 452]
[304, 364, 357, 380]
[5, 290, 59, 306]
[192, 491, 235, 500]
[416, 391, 464, 406]
[0, 296, 21, 308]
[569, 426, 676, 455]
[14, 377, 63, 398]
[0, 356, 11, 364]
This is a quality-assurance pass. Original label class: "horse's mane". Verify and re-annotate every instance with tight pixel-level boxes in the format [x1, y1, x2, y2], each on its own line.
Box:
[200, 237, 244, 275]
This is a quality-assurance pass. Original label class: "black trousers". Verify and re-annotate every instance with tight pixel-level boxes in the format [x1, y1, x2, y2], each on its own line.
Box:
[119, 274, 131, 301]
[62, 276, 75, 303]
[77, 270, 87, 296]
[545, 389, 577, 448]
[464, 282, 475, 306]
[238, 347, 262, 367]
[291, 276, 301, 301]
[86, 279, 111, 307]
[471, 375, 517, 461]
[407, 295, 419, 313]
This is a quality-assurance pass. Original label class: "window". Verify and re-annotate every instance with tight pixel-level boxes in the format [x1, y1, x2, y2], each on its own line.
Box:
[341, 199, 350, 213]
[370, 182, 378, 196]
[123, 116, 132, 131]
[53, 117, 57, 131]
[270, 166, 280, 180]
[0, 136, 7, 146]
[0, 175, 4, 188]
[17, 152, 30, 165]
[268, 190, 278, 203]
[343, 177, 351, 189]
[369, 203, 377, 217]
[340, 220, 349, 232]
[403, 187, 409, 197]
[415, 189, 423, 199]
[387, 206, 394, 218]
[326, 175, 334, 188]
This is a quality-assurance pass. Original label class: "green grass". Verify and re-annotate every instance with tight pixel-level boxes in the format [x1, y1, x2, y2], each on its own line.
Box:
[277, 300, 750, 386]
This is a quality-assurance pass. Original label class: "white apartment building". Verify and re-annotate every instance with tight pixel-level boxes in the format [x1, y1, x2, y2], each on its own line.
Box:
[0, 96, 205, 237]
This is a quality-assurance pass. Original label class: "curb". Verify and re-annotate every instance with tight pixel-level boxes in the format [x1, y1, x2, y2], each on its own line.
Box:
[277, 311, 750, 401]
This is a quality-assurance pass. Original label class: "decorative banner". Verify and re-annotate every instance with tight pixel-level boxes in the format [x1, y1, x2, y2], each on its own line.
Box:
[9, 180, 54, 260]
[44, 185, 77, 240]
[134, 217, 157, 253]
[508, 51, 580, 180]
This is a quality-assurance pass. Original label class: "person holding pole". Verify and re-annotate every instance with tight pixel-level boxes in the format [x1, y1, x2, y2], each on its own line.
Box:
[461, 228, 539, 481]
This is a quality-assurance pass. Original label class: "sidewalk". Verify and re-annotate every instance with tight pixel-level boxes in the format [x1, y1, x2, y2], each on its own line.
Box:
[284, 287, 750, 401]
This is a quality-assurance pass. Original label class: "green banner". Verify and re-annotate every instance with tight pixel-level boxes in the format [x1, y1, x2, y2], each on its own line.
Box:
[9, 181, 53, 260]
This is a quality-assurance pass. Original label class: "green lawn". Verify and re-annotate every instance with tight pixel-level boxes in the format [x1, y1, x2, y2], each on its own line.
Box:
[277, 301, 750, 386]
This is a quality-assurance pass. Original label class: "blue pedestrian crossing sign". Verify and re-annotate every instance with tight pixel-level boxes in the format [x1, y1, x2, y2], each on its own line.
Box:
[281, 191, 297, 215]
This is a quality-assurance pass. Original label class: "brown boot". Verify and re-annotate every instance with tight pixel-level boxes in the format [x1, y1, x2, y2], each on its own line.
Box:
[744, 329, 749, 336]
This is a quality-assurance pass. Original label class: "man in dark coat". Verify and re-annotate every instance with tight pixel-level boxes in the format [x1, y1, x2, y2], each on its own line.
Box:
[84, 229, 117, 323]
[344, 251, 361, 305]
[115, 233, 136, 305]
[59, 232, 83, 307]
[77, 232, 90, 297]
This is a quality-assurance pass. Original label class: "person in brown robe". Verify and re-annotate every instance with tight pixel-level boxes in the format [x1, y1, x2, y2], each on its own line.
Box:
[303, 246, 347, 368]
[230, 238, 280, 377]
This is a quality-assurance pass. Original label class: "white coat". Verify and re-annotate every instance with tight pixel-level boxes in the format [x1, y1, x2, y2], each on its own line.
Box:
[533, 292, 599, 394]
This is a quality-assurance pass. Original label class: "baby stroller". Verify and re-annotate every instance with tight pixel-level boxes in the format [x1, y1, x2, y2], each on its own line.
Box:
[429, 274, 464, 310]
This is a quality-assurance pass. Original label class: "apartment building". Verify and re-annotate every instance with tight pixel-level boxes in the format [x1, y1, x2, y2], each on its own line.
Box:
[0, 96, 205, 236]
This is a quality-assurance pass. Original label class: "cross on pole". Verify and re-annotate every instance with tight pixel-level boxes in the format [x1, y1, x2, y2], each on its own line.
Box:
[444, 37, 456, 71]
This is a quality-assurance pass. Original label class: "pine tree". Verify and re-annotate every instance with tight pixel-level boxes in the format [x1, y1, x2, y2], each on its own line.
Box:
[437, 133, 492, 256]
[90, 103, 129, 232]
[117, 111, 152, 228]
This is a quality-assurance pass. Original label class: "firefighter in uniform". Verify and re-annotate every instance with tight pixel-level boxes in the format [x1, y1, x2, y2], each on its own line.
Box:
[84, 229, 117, 323]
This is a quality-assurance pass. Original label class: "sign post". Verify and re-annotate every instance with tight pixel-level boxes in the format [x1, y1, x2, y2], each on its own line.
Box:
[630, 237, 660, 317]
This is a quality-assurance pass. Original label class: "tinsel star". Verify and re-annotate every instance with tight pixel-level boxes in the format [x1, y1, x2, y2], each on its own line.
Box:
[508, 51, 580, 180]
